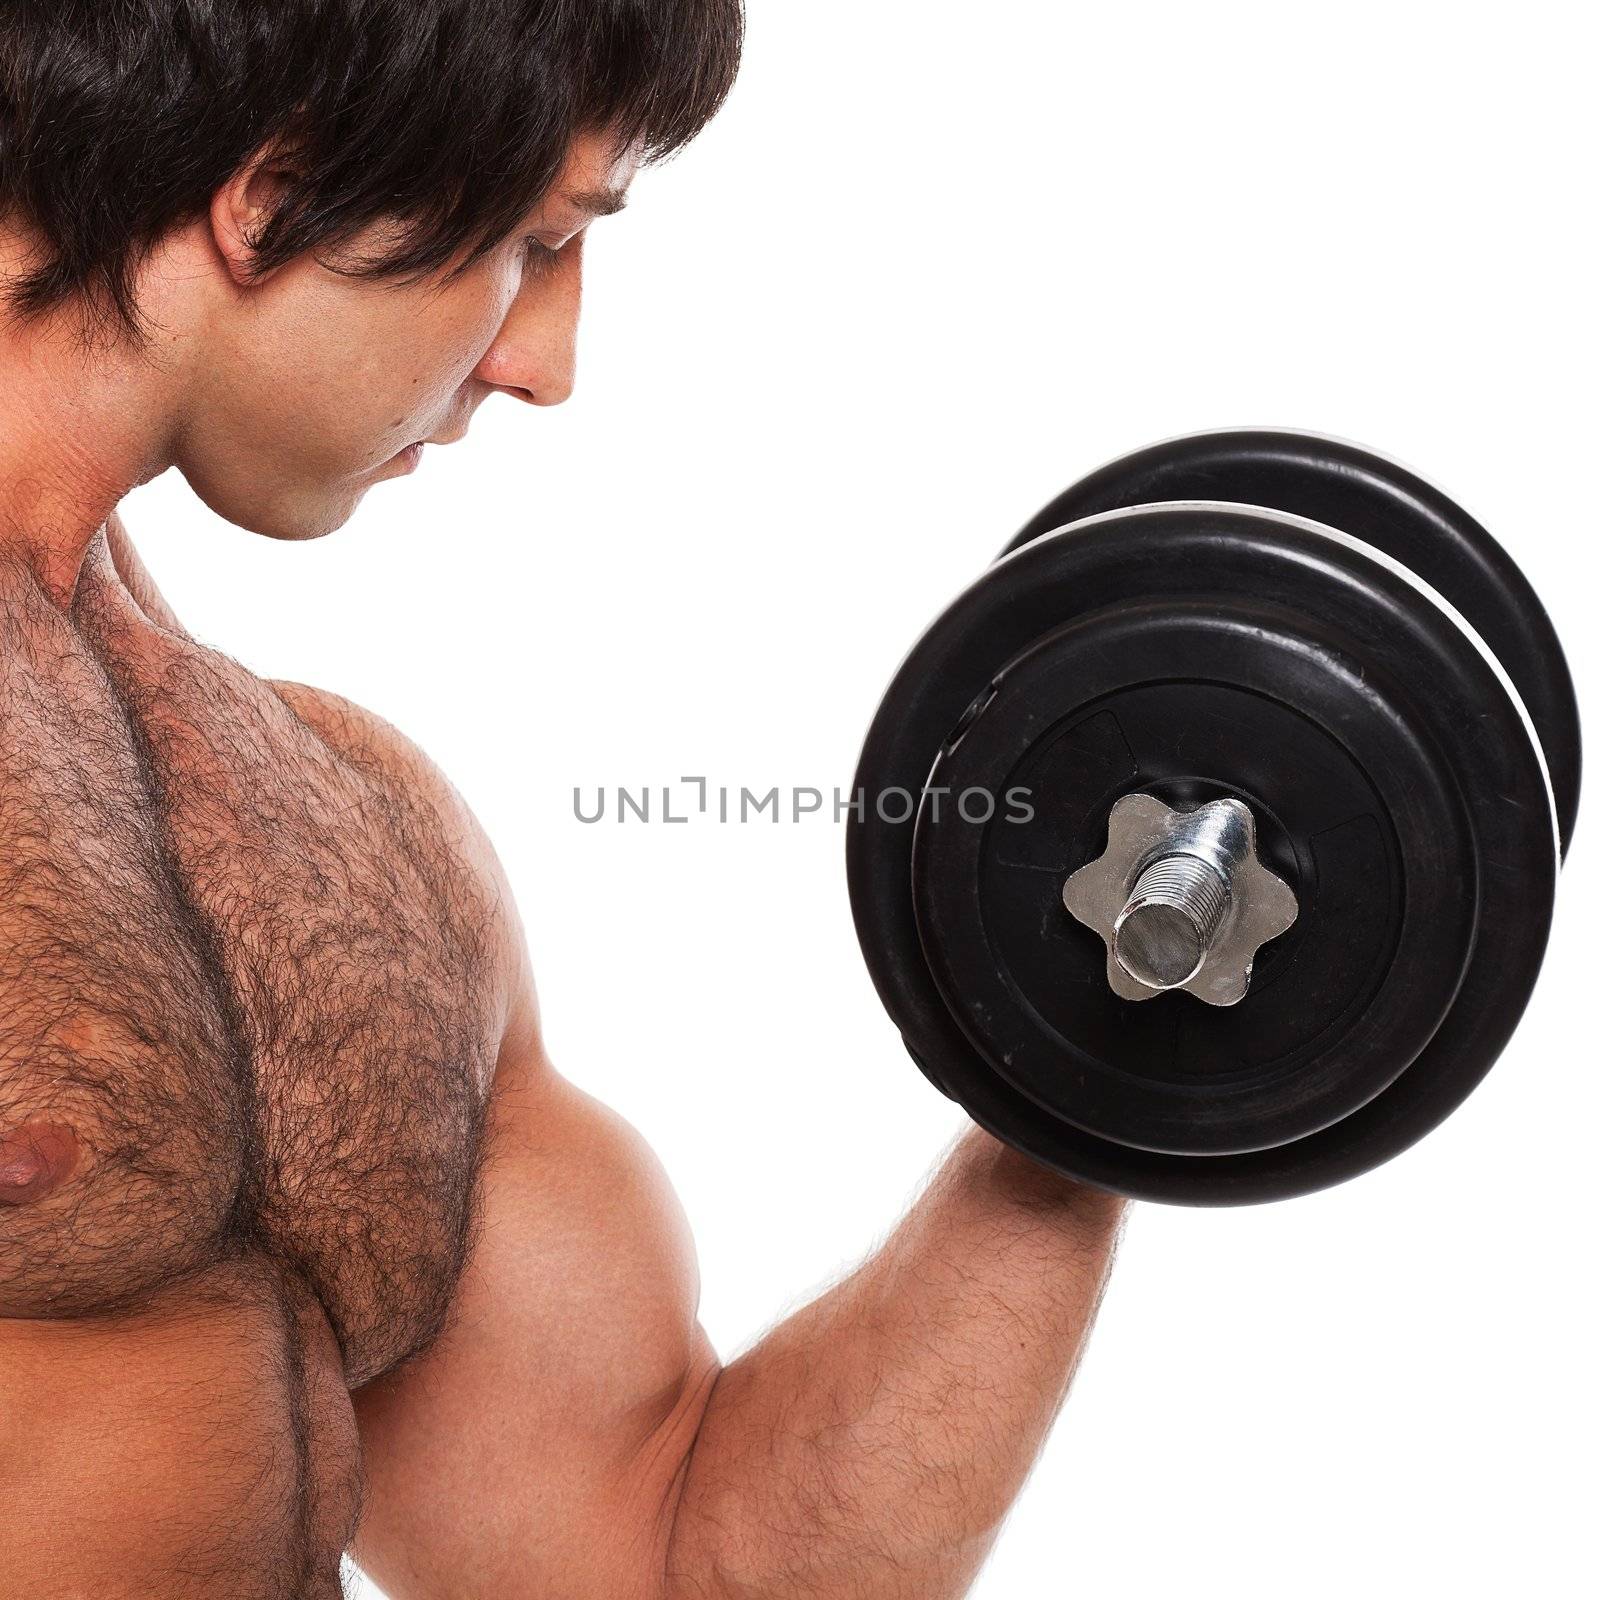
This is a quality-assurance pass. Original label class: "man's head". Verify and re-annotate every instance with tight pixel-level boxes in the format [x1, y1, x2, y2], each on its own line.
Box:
[0, 1, 742, 540]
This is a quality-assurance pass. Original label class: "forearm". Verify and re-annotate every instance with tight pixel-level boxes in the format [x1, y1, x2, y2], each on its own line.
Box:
[664, 1126, 1127, 1599]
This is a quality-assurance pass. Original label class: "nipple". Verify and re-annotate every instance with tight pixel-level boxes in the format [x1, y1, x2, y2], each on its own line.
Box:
[0, 1122, 80, 1206]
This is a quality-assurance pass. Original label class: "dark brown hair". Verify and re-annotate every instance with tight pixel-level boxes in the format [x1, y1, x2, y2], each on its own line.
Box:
[0, 0, 743, 333]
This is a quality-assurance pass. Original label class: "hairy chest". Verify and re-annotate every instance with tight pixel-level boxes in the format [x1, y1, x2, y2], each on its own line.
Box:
[0, 558, 504, 1384]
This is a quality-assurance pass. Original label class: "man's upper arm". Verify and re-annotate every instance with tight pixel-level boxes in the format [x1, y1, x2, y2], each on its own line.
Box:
[260, 677, 718, 1594]
[349, 1005, 719, 1599]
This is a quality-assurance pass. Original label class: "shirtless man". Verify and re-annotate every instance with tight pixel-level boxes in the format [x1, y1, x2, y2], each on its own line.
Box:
[0, 5, 1125, 1595]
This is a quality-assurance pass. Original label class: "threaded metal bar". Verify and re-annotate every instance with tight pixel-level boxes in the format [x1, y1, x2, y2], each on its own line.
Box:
[1113, 854, 1231, 991]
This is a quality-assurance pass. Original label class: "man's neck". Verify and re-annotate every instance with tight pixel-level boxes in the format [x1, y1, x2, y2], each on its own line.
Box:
[0, 244, 184, 604]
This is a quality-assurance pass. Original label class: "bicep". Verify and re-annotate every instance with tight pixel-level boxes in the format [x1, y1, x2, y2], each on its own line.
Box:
[350, 1033, 718, 1600]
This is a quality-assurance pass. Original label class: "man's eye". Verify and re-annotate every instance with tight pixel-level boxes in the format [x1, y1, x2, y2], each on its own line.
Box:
[522, 237, 561, 270]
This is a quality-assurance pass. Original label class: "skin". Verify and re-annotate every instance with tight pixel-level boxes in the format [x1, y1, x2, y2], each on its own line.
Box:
[0, 125, 1126, 1599]
[0, 1122, 80, 1204]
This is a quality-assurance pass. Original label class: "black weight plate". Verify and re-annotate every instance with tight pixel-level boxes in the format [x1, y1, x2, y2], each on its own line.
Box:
[848, 503, 1558, 1204]
[1005, 430, 1581, 856]
[912, 607, 1475, 1157]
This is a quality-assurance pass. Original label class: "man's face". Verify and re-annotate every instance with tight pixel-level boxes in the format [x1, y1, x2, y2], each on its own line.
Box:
[178, 128, 639, 540]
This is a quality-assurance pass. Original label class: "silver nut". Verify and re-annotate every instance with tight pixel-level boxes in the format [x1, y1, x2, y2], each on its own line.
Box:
[1062, 793, 1299, 1006]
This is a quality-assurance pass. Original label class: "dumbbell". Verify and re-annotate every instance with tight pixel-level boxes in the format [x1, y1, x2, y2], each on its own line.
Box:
[847, 430, 1580, 1204]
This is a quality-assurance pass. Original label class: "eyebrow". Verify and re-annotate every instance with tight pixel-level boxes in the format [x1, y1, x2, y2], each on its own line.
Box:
[561, 186, 631, 219]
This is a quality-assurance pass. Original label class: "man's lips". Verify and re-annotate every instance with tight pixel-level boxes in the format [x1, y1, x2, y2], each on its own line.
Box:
[382, 424, 467, 474]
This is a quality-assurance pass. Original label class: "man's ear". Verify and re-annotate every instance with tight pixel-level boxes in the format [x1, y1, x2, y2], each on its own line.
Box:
[209, 148, 298, 289]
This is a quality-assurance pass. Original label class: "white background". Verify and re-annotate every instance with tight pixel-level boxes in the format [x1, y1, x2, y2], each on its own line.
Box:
[123, 3, 1597, 1596]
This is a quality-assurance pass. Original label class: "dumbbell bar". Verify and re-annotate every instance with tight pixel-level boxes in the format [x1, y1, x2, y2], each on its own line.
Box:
[848, 430, 1580, 1205]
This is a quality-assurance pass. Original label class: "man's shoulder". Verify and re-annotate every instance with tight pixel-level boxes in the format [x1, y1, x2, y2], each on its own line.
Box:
[271, 676, 542, 1071]
[268, 675, 518, 934]
[268, 679, 496, 867]
[267, 678, 422, 776]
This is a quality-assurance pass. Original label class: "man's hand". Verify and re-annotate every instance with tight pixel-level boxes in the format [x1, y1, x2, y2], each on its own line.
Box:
[350, 977, 1125, 1600]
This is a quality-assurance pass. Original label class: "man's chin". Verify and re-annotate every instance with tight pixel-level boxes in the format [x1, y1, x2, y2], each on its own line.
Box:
[188, 475, 363, 542]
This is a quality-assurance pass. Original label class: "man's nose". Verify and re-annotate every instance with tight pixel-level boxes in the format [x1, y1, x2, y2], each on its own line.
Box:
[475, 252, 582, 407]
